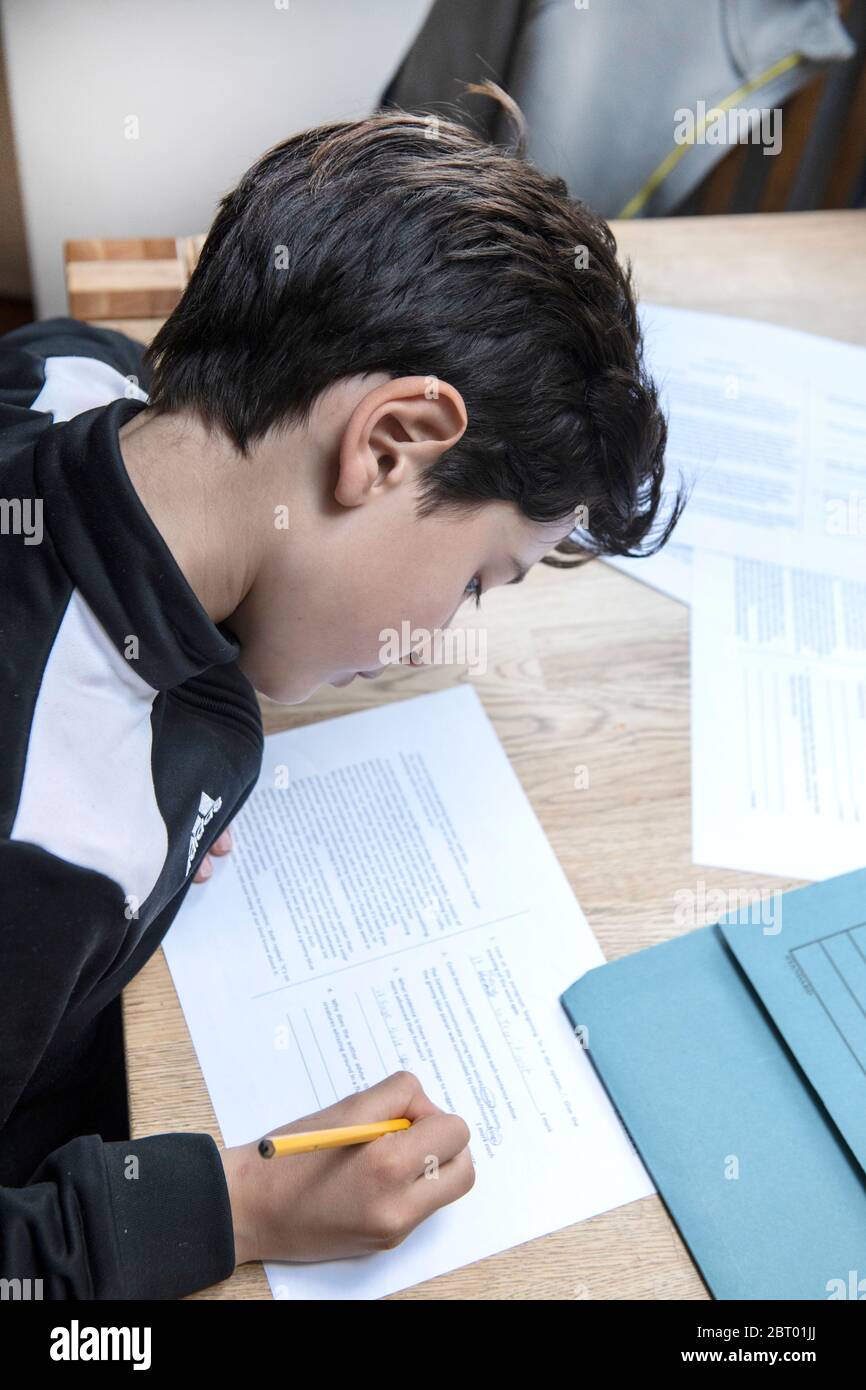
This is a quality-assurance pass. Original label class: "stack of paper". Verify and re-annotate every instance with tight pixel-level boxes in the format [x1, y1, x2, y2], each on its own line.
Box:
[606, 305, 866, 881]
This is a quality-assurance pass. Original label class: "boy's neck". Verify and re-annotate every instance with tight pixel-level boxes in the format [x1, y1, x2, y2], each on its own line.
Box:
[117, 406, 263, 626]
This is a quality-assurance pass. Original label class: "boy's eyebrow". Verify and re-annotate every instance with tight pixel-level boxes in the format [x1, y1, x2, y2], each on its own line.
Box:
[507, 557, 529, 585]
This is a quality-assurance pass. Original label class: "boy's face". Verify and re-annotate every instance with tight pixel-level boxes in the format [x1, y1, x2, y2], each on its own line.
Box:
[234, 498, 570, 704]
[229, 374, 574, 704]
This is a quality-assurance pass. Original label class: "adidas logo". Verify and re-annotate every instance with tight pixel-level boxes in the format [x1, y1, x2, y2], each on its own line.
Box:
[185, 790, 223, 876]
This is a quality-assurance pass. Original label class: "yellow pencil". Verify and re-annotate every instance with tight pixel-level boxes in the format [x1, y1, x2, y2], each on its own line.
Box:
[258, 1118, 411, 1157]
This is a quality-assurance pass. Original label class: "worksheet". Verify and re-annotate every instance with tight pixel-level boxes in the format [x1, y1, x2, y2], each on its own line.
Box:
[634, 304, 866, 581]
[691, 552, 866, 880]
[163, 685, 652, 1299]
[605, 542, 692, 605]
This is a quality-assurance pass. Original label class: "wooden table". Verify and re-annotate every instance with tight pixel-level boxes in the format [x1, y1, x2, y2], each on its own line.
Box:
[80, 209, 865, 1300]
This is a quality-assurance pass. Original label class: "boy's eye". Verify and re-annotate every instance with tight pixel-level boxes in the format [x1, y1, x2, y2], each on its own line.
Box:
[464, 575, 483, 608]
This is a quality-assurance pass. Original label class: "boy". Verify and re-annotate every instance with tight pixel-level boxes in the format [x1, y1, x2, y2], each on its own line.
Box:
[0, 88, 677, 1298]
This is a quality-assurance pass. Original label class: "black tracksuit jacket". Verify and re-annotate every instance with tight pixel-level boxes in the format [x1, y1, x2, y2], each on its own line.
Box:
[0, 316, 264, 1297]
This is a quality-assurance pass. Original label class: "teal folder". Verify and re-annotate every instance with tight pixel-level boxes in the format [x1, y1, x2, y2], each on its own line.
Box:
[560, 866, 866, 1300]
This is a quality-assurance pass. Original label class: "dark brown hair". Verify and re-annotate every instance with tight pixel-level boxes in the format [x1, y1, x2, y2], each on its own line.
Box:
[143, 82, 683, 565]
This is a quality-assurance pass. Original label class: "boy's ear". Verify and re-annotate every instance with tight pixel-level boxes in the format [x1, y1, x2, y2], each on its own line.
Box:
[334, 376, 467, 508]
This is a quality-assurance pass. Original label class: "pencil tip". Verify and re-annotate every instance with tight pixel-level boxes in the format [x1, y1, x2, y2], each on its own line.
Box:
[258, 1138, 275, 1158]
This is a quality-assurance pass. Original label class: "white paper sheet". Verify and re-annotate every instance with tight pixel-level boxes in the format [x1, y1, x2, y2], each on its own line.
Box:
[604, 543, 693, 605]
[691, 552, 866, 880]
[636, 304, 866, 581]
[163, 685, 652, 1299]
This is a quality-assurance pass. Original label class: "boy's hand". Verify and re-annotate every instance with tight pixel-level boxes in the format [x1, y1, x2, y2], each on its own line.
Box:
[220, 1070, 475, 1266]
[192, 826, 233, 883]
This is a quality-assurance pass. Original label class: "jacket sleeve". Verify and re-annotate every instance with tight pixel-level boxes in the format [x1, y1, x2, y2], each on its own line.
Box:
[0, 841, 237, 1299]
[3, 1132, 236, 1300]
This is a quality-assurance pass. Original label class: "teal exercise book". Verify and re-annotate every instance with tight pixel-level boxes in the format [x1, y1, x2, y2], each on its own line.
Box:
[560, 866, 866, 1301]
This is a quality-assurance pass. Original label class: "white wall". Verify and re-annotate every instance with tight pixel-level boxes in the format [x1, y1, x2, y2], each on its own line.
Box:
[0, 0, 431, 316]
[0, 36, 30, 297]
